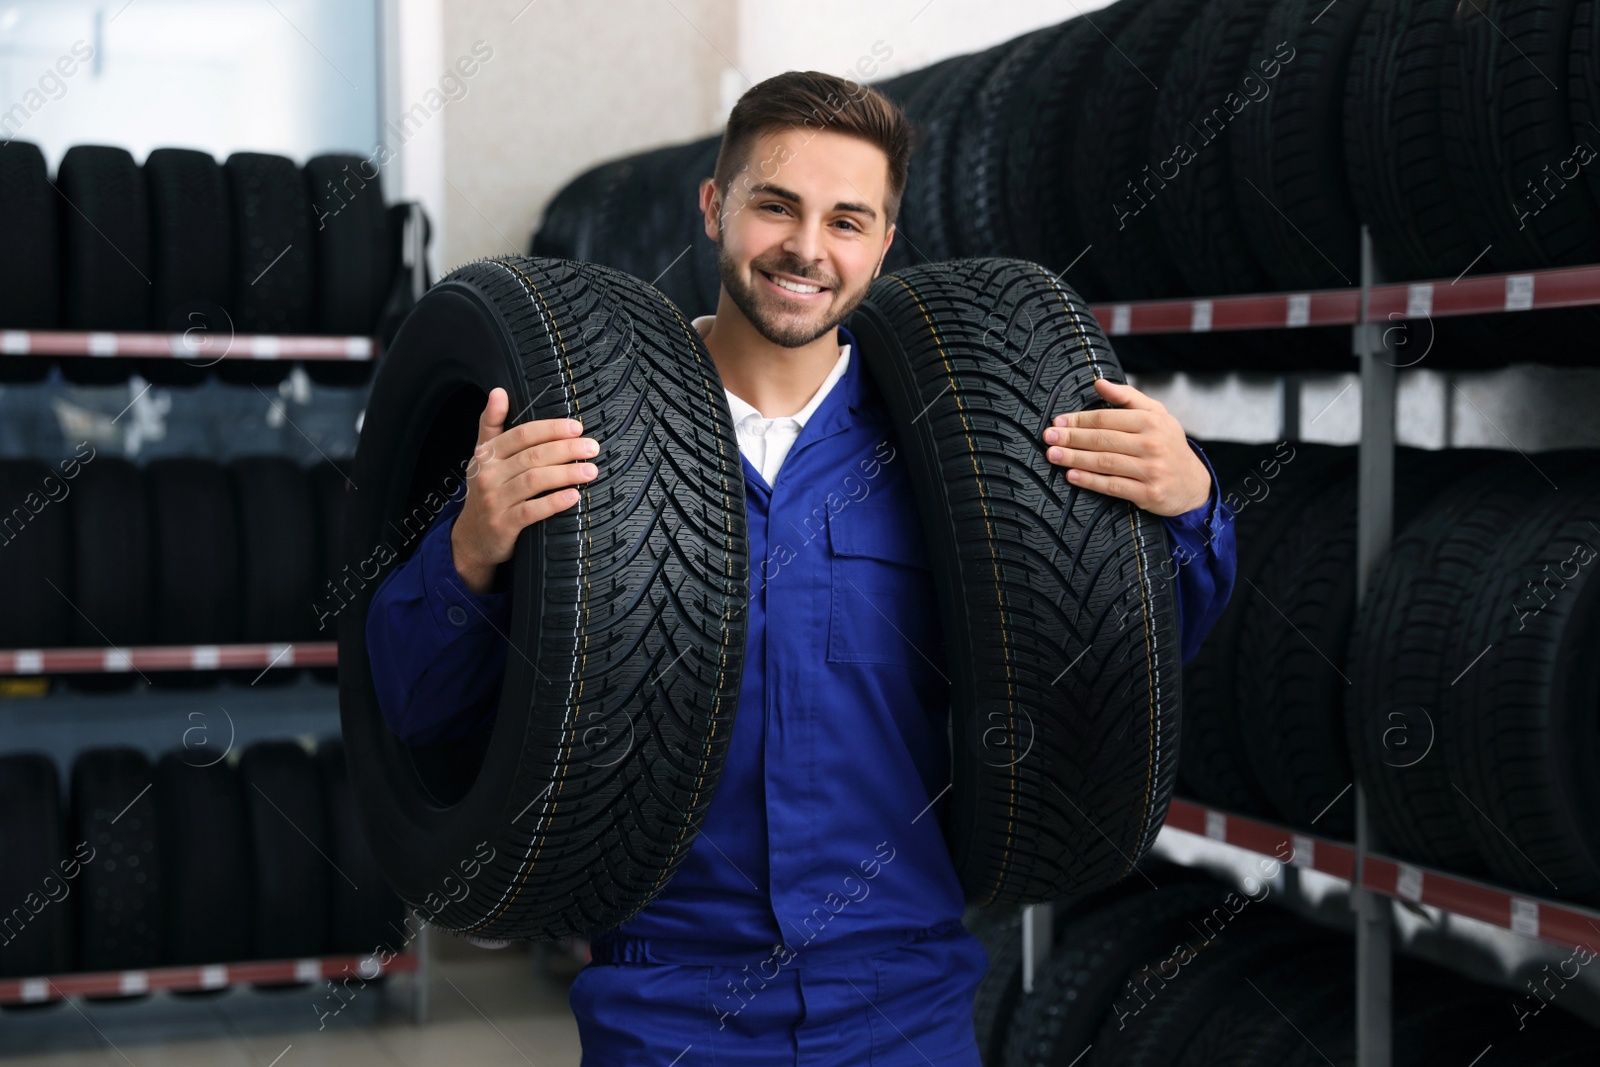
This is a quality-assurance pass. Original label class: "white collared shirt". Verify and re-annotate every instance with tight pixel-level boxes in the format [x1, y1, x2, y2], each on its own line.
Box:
[691, 314, 851, 488]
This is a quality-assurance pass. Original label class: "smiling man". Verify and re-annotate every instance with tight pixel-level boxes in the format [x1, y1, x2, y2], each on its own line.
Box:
[365, 70, 1236, 1066]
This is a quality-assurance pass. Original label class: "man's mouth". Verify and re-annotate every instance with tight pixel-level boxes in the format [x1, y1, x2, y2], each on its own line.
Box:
[759, 269, 830, 299]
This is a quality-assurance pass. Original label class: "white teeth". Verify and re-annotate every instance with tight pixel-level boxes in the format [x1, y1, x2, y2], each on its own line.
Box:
[767, 272, 823, 294]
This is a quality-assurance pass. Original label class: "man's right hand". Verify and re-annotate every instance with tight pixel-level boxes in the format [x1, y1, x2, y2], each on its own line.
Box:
[450, 387, 601, 595]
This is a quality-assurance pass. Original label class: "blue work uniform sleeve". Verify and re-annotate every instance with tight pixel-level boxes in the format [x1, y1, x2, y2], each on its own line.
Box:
[364, 491, 512, 746]
[1160, 437, 1237, 665]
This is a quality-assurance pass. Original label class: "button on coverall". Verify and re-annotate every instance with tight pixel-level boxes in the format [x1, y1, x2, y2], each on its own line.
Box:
[365, 320, 1237, 1066]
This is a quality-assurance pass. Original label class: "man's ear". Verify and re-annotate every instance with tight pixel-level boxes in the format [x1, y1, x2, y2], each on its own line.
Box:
[700, 178, 721, 242]
[874, 222, 896, 278]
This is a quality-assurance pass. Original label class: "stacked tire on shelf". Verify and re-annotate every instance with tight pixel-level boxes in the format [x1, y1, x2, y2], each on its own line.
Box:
[1173, 438, 1600, 910]
[0, 453, 353, 689]
[0, 739, 403, 986]
[529, 0, 1600, 370]
[962, 866, 1599, 1066]
[0, 142, 407, 387]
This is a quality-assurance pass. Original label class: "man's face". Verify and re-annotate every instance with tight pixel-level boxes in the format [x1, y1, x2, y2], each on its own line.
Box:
[701, 127, 896, 348]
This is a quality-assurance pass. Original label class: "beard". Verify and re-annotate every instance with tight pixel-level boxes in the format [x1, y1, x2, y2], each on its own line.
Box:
[714, 225, 875, 348]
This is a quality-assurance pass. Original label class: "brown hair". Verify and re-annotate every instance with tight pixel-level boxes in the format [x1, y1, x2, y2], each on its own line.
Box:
[712, 70, 912, 230]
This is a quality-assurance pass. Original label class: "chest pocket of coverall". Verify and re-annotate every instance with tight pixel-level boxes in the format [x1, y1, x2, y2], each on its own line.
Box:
[826, 500, 942, 669]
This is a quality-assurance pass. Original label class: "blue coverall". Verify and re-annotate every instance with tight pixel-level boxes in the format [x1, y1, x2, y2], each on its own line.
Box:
[365, 320, 1237, 1066]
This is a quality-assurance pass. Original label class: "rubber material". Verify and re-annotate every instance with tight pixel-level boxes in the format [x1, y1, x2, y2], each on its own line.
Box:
[339, 254, 748, 940]
[240, 740, 332, 960]
[71, 747, 162, 973]
[154, 751, 253, 964]
[846, 258, 1180, 905]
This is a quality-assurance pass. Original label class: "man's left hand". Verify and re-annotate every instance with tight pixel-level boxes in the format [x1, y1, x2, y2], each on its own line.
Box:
[1041, 378, 1212, 518]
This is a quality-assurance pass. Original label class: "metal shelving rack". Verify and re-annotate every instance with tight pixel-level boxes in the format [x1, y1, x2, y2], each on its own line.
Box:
[1016, 226, 1600, 1064]
[0, 217, 435, 1019]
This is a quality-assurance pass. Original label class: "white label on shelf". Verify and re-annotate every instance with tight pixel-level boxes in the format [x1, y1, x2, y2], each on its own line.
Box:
[1191, 300, 1214, 333]
[191, 646, 221, 669]
[103, 648, 133, 672]
[21, 978, 48, 1002]
[15, 650, 43, 674]
[120, 971, 149, 995]
[344, 337, 373, 359]
[1204, 810, 1226, 841]
[251, 336, 282, 360]
[200, 965, 228, 989]
[1506, 274, 1535, 311]
[1407, 284, 1434, 318]
[1397, 863, 1424, 902]
[357, 954, 383, 980]
[1286, 294, 1311, 327]
[2, 331, 29, 355]
[269, 643, 295, 669]
[1111, 305, 1132, 336]
[88, 333, 118, 357]
[1291, 834, 1314, 869]
[295, 959, 322, 982]
[1511, 897, 1539, 937]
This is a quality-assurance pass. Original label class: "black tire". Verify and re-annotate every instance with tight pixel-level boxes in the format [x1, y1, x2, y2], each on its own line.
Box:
[305, 154, 388, 336]
[900, 49, 1010, 264]
[1344, 0, 1483, 283]
[338, 255, 748, 940]
[1441, 465, 1600, 903]
[1151, 0, 1281, 297]
[0, 458, 74, 649]
[1343, 452, 1596, 872]
[71, 747, 162, 974]
[1179, 941, 1353, 1064]
[0, 754, 71, 978]
[64, 455, 150, 695]
[1176, 440, 1350, 814]
[1440, 0, 1598, 273]
[950, 27, 1060, 258]
[0, 140, 58, 382]
[317, 738, 406, 955]
[1570, 0, 1600, 214]
[885, 54, 970, 275]
[598, 141, 712, 315]
[141, 147, 231, 386]
[966, 906, 1025, 1067]
[1003, 883, 1233, 1067]
[1075, 0, 1214, 300]
[227, 455, 317, 685]
[683, 135, 724, 321]
[239, 740, 332, 961]
[145, 458, 242, 687]
[222, 152, 312, 385]
[153, 751, 253, 965]
[1090, 913, 1334, 1067]
[846, 258, 1179, 905]
[1234, 447, 1497, 835]
[1231, 0, 1371, 291]
[57, 145, 150, 385]
[1010, 1, 1157, 294]
[308, 458, 356, 684]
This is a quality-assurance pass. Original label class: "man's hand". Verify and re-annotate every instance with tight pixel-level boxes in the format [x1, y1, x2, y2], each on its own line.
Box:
[450, 387, 601, 594]
[1041, 378, 1211, 517]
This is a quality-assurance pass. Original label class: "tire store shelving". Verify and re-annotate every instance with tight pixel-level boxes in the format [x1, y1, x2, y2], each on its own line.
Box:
[0, 181, 435, 1025]
[1005, 230, 1600, 1065]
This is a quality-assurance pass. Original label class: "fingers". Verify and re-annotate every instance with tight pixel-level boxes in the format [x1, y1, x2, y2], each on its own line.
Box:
[475, 387, 510, 450]
[1058, 468, 1150, 508]
[1050, 408, 1149, 432]
[1091, 376, 1163, 410]
[498, 458, 600, 504]
[1042, 425, 1149, 457]
[1045, 443, 1144, 479]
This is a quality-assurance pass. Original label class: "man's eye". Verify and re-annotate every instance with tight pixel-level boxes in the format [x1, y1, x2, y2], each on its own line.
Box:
[835, 220, 860, 232]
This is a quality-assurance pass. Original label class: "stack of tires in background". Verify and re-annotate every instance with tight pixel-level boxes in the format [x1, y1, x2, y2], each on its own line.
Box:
[0, 142, 416, 386]
[531, 0, 1600, 371]
[0, 738, 404, 985]
[961, 858, 1599, 1066]
[1182, 438, 1600, 909]
[0, 455, 354, 689]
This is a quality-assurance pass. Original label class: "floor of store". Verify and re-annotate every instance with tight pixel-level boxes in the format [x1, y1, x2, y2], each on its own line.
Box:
[0, 937, 584, 1067]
